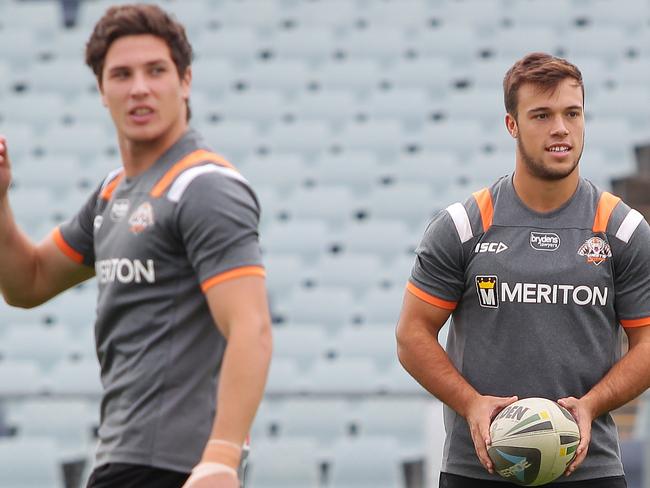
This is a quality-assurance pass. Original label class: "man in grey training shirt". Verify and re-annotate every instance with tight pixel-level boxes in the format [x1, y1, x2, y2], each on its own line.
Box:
[0, 5, 272, 488]
[396, 53, 650, 487]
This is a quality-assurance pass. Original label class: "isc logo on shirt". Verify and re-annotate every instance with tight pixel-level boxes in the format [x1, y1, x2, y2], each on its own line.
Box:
[476, 275, 499, 308]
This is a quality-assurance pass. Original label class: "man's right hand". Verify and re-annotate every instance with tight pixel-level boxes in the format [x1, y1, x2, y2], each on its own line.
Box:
[0, 135, 12, 200]
[464, 394, 519, 474]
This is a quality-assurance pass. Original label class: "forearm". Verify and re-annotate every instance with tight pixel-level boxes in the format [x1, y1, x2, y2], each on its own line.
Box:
[397, 323, 479, 418]
[203, 318, 272, 453]
[0, 198, 41, 306]
[582, 340, 650, 418]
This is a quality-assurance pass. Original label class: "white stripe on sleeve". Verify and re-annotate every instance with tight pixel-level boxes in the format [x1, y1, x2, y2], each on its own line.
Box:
[446, 202, 473, 243]
[615, 209, 644, 243]
[167, 164, 249, 203]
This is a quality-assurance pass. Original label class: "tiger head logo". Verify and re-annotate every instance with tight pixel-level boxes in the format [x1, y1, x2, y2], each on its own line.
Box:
[577, 237, 611, 266]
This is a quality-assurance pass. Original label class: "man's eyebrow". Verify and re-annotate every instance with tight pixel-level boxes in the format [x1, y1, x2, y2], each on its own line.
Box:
[106, 59, 170, 71]
[527, 105, 583, 114]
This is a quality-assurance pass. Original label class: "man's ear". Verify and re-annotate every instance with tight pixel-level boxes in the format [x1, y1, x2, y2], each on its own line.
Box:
[505, 113, 518, 139]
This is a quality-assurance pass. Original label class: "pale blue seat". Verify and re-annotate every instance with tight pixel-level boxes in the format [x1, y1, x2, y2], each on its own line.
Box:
[306, 253, 383, 291]
[217, 90, 287, 126]
[0, 359, 45, 396]
[364, 0, 431, 30]
[489, 27, 561, 65]
[265, 27, 335, 64]
[193, 27, 262, 65]
[383, 57, 453, 96]
[25, 59, 97, 98]
[262, 120, 333, 155]
[561, 27, 633, 62]
[333, 220, 418, 258]
[247, 437, 321, 488]
[0, 29, 41, 68]
[309, 151, 383, 189]
[292, 1, 358, 29]
[280, 186, 356, 226]
[1, 92, 67, 132]
[366, 88, 434, 127]
[340, 28, 412, 63]
[337, 120, 405, 155]
[306, 357, 382, 395]
[291, 89, 360, 126]
[275, 287, 357, 330]
[316, 59, 383, 93]
[359, 287, 404, 325]
[265, 358, 310, 395]
[271, 327, 328, 369]
[243, 60, 313, 93]
[272, 399, 350, 444]
[261, 219, 331, 258]
[190, 58, 240, 97]
[198, 120, 260, 160]
[332, 326, 398, 370]
[243, 153, 307, 193]
[45, 357, 102, 396]
[38, 123, 115, 160]
[416, 25, 483, 64]
[0, 324, 74, 372]
[328, 436, 404, 488]
[0, 437, 64, 488]
[358, 183, 441, 224]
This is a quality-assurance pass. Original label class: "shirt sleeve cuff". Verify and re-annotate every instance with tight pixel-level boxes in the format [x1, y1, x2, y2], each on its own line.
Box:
[52, 227, 85, 264]
[406, 282, 457, 311]
[201, 265, 265, 293]
[619, 316, 650, 328]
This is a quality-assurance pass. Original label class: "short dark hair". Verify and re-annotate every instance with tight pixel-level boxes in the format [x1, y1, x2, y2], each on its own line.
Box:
[85, 3, 193, 120]
[503, 52, 584, 118]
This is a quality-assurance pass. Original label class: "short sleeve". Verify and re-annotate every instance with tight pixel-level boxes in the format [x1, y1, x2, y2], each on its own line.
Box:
[175, 172, 264, 293]
[54, 185, 99, 267]
[612, 216, 650, 328]
[408, 209, 466, 310]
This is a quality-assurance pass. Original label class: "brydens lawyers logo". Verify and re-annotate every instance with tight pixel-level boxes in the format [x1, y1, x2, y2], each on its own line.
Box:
[476, 275, 499, 308]
[577, 236, 611, 266]
[530, 232, 560, 251]
[128, 202, 155, 234]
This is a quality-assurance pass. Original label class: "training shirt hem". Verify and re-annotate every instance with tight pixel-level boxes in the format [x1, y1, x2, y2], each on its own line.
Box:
[95, 450, 194, 474]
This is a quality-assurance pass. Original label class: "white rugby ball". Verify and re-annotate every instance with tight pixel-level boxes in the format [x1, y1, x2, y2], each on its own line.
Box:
[488, 397, 580, 486]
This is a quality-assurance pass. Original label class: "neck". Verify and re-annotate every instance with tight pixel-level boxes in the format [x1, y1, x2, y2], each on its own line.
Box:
[512, 163, 580, 213]
[119, 124, 188, 178]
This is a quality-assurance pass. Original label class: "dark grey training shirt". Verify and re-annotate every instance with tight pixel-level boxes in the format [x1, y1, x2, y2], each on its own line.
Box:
[409, 175, 650, 482]
[55, 129, 264, 472]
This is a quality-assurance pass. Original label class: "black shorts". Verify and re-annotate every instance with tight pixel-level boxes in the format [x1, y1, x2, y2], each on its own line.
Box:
[86, 463, 190, 488]
[440, 472, 627, 488]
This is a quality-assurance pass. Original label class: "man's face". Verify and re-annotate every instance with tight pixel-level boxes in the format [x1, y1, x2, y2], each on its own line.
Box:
[100, 34, 191, 145]
[506, 78, 584, 181]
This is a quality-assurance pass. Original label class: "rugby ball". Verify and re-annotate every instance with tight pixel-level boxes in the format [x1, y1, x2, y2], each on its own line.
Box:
[488, 397, 580, 486]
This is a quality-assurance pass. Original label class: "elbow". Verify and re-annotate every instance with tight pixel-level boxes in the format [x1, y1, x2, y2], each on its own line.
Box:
[3, 292, 40, 309]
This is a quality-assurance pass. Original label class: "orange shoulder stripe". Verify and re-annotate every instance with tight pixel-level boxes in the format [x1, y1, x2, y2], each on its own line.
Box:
[201, 265, 266, 293]
[593, 192, 621, 233]
[406, 282, 457, 311]
[472, 188, 494, 233]
[620, 317, 650, 328]
[52, 227, 84, 264]
[150, 149, 236, 198]
[100, 171, 124, 201]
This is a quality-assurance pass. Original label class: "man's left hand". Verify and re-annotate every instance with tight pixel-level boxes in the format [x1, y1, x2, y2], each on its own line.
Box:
[557, 396, 594, 476]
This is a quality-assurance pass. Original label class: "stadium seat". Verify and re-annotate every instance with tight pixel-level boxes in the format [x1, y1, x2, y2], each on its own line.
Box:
[337, 120, 406, 155]
[306, 357, 383, 395]
[260, 219, 331, 258]
[272, 399, 351, 444]
[272, 322, 329, 369]
[262, 120, 333, 155]
[339, 28, 413, 64]
[358, 183, 441, 224]
[264, 27, 336, 64]
[247, 437, 321, 488]
[263, 253, 305, 298]
[274, 287, 357, 330]
[6, 399, 98, 460]
[331, 325, 398, 370]
[13, 157, 84, 194]
[365, 88, 435, 128]
[1, 92, 67, 132]
[316, 59, 384, 93]
[197, 120, 260, 161]
[383, 362, 425, 395]
[309, 151, 384, 189]
[215, 90, 288, 126]
[24, 59, 98, 98]
[0, 324, 75, 372]
[0, 123, 37, 163]
[384, 57, 454, 96]
[291, 0, 358, 29]
[243, 60, 314, 93]
[39, 284, 98, 332]
[37, 123, 115, 160]
[358, 287, 405, 325]
[279, 186, 357, 225]
[305, 253, 384, 291]
[0, 29, 41, 69]
[189, 57, 240, 97]
[0, 437, 64, 488]
[416, 120, 485, 157]
[332, 219, 418, 258]
[416, 24, 483, 64]
[389, 151, 461, 190]
[364, 0, 431, 30]
[63, 92, 112, 130]
[328, 436, 404, 488]
[489, 27, 561, 60]
[206, 0, 285, 30]
[291, 89, 360, 127]
[502, 1, 571, 31]
[193, 27, 262, 65]
[265, 358, 310, 395]
[0, 359, 45, 396]
[45, 357, 102, 396]
[561, 27, 633, 62]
